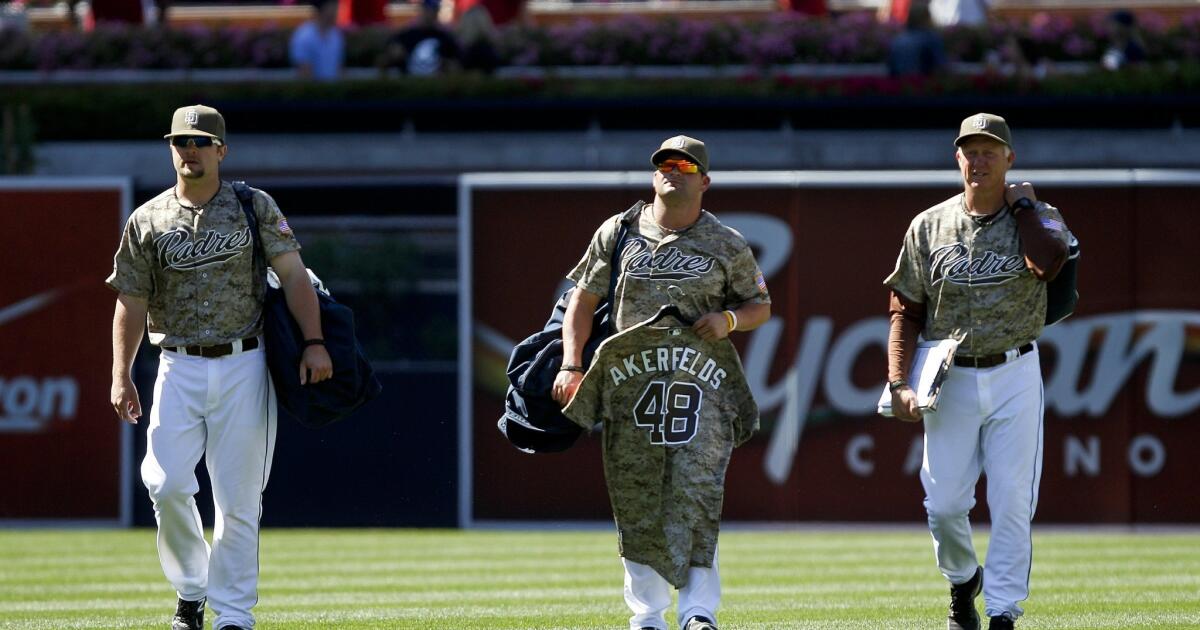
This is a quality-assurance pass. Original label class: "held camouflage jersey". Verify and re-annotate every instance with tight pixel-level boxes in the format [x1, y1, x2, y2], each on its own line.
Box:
[568, 202, 771, 332]
[562, 317, 759, 588]
[106, 181, 300, 347]
[884, 193, 1072, 356]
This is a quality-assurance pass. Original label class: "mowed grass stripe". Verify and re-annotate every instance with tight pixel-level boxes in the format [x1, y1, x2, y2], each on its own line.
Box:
[1, 529, 1198, 629]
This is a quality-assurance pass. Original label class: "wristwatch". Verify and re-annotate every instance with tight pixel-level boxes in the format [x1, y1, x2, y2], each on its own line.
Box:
[888, 379, 908, 392]
[1011, 197, 1035, 214]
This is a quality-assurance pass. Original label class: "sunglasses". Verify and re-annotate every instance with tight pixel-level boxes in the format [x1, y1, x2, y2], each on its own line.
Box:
[656, 159, 700, 174]
[169, 136, 221, 148]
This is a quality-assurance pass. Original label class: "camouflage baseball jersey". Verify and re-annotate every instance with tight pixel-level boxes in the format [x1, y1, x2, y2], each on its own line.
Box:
[568, 202, 771, 332]
[106, 181, 300, 347]
[562, 318, 759, 588]
[884, 193, 1072, 356]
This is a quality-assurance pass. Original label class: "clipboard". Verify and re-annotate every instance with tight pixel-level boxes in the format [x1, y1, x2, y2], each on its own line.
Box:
[877, 338, 959, 417]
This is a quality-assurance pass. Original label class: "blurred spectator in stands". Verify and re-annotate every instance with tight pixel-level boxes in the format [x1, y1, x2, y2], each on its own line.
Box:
[150, 0, 170, 27]
[457, 4, 500, 74]
[380, 0, 462, 76]
[0, 0, 30, 31]
[778, 0, 827, 17]
[987, 31, 1048, 79]
[455, 0, 524, 27]
[929, 0, 988, 28]
[887, 2, 946, 77]
[339, 0, 386, 27]
[290, 0, 345, 81]
[877, 0, 910, 25]
[1102, 9, 1147, 70]
[90, 0, 144, 26]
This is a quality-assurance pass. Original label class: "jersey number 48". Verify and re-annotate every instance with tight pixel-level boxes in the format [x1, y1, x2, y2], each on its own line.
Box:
[632, 380, 703, 445]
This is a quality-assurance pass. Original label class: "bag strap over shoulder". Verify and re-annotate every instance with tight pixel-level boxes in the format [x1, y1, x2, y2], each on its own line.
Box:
[232, 180, 265, 261]
[232, 180, 269, 301]
[601, 203, 639, 335]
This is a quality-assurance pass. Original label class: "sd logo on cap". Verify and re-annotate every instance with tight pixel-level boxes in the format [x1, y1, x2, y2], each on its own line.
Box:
[651, 135, 709, 174]
[954, 113, 1012, 148]
[164, 104, 226, 141]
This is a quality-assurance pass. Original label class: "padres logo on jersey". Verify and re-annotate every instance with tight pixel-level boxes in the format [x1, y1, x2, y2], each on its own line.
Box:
[620, 237, 716, 281]
[929, 243, 1025, 287]
[155, 227, 252, 271]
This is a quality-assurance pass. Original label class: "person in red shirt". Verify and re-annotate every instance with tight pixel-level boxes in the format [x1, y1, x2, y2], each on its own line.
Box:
[455, 0, 524, 26]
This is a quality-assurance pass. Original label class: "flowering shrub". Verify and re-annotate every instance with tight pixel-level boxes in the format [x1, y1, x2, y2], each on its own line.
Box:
[515, 10, 1200, 67]
[1, 23, 290, 70]
[2, 10, 1200, 71]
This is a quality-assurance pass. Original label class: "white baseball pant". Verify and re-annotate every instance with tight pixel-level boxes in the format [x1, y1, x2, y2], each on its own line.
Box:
[622, 547, 720, 630]
[921, 345, 1043, 620]
[141, 344, 277, 630]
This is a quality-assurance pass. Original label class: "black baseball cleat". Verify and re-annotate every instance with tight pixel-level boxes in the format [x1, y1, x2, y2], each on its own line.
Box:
[947, 566, 983, 630]
[988, 614, 1015, 630]
[170, 597, 205, 630]
[684, 616, 719, 630]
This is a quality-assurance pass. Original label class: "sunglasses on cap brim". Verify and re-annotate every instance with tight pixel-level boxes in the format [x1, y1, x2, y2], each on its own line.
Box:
[656, 159, 701, 174]
[169, 136, 222, 148]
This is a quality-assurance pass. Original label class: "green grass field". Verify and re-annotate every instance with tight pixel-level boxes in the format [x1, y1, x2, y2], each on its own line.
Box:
[1, 527, 1198, 629]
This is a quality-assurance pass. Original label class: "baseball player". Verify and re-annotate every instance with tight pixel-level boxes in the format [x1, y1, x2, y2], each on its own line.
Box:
[108, 105, 332, 630]
[884, 113, 1071, 630]
[551, 135, 771, 630]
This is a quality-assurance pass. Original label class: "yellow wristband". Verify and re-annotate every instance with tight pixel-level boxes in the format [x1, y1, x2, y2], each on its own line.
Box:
[723, 310, 737, 332]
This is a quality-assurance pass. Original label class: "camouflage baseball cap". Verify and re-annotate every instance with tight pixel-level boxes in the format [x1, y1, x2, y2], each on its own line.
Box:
[651, 135, 709, 173]
[955, 113, 1011, 148]
[164, 105, 225, 140]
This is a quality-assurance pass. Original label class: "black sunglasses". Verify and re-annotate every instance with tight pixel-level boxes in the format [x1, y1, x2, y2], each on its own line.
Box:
[169, 136, 221, 148]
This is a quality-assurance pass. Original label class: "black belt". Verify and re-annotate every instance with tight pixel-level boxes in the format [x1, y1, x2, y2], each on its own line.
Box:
[953, 342, 1034, 369]
[165, 336, 259, 358]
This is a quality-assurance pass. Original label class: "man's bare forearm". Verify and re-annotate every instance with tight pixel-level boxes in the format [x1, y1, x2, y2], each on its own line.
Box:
[112, 294, 148, 377]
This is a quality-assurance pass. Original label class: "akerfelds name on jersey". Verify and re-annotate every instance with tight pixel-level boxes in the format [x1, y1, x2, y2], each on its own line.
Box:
[608, 344, 728, 389]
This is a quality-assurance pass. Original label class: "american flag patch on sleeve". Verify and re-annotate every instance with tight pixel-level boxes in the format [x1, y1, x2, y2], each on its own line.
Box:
[278, 218, 291, 233]
[756, 271, 769, 295]
[1040, 217, 1065, 232]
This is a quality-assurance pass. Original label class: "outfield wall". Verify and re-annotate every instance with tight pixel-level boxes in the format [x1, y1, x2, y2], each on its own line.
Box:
[6, 171, 1197, 526]
[0, 178, 133, 524]
[462, 170, 1200, 525]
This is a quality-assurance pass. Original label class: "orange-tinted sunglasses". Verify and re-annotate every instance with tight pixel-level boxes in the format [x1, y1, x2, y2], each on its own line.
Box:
[656, 159, 700, 174]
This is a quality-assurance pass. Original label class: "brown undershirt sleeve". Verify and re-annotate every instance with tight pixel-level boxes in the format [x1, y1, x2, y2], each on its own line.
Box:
[1015, 208, 1068, 281]
[888, 289, 926, 384]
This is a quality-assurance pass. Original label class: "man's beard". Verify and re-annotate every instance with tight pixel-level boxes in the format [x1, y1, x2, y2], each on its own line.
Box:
[180, 164, 206, 178]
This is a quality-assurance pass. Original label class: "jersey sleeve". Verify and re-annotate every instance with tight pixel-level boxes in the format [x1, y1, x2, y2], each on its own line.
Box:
[883, 220, 927, 303]
[566, 214, 623, 298]
[254, 189, 302, 260]
[725, 244, 771, 309]
[1036, 202, 1072, 247]
[105, 214, 155, 298]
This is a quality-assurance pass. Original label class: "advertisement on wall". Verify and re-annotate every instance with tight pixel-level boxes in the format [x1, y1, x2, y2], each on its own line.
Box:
[0, 178, 132, 523]
[461, 170, 1200, 525]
